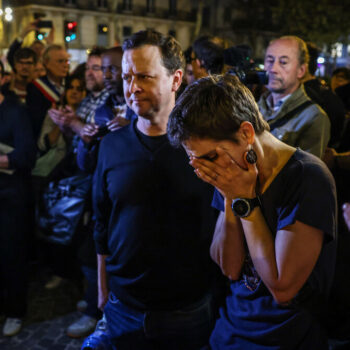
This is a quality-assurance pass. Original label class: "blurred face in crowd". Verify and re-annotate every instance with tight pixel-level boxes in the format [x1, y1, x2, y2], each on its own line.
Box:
[30, 41, 45, 58]
[122, 45, 182, 118]
[101, 50, 123, 97]
[45, 49, 69, 79]
[331, 72, 350, 92]
[85, 55, 104, 93]
[264, 38, 306, 97]
[33, 60, 46, 80]
[14, 56, 35, 82]
[65, 78, 86, 109]
[185, 63, 195, 85]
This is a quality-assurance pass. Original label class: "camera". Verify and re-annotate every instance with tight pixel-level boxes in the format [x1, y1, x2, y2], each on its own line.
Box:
[223, 45, 268, 85]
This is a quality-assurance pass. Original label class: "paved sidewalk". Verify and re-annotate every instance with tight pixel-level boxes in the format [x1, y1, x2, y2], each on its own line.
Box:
[0, 265, 87, 350]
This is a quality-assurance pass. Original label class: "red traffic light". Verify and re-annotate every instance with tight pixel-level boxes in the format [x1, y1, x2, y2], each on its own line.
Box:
[67, 21, 77, 30]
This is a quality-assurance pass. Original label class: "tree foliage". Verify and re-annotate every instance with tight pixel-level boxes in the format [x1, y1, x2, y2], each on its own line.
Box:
[271, 0, 350, 47]
[229, 0, 350, 50]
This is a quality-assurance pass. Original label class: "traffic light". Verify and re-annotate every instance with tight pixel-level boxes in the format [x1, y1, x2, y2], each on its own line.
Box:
[64, 21, 77, 42]
[36, 31, 45, 41]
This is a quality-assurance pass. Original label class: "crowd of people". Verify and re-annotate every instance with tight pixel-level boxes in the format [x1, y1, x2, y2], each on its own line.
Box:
[0, 19, 350, 350]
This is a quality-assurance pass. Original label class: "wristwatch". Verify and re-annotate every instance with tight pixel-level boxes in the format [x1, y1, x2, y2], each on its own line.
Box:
[231, 197, 260, 218]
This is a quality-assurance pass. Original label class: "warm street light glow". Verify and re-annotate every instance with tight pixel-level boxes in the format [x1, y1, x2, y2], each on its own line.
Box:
[0, 9, 3, 16]
[4, 13, 13, 21]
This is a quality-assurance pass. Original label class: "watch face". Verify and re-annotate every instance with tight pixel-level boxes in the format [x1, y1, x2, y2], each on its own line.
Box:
[232, 199, 250, 217]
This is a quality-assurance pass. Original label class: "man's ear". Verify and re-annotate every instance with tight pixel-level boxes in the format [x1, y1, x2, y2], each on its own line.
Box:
[172, 69, 183, 92]
[297, 63, 307, 80]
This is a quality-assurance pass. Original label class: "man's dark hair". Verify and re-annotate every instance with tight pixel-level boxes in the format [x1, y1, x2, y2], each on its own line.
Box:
[306, 42, 319, 76]
[332, 67, 350, 80]
[167, 74, 269, 147]
[192, 36, 224, 75]
[122, 29, 184, 74]
[88, 46, 107, 58]
[14, 47, 38, 65]
[102, 46, 123, 57]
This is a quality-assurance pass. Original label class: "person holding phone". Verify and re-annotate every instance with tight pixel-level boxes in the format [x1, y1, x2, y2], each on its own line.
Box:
[76, 46, 135, 173]
[167, 74, 337, 350]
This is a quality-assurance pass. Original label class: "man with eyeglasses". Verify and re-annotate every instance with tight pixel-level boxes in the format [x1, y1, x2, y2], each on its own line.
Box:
[1, 48, 37, 104]
[27, 44, 69, 141]
[76, 46, 135, 169]
[48, 47, 110, 139]
[65, 47, 135, 339]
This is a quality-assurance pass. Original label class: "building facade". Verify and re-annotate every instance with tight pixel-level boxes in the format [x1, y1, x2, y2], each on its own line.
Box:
[2, 0, 196, 67]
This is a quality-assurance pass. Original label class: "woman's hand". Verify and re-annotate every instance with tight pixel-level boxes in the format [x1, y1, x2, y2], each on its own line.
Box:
[190, 147, 258, 200]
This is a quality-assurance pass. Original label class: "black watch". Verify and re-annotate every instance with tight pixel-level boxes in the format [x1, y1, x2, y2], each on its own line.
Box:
[231, 197, 260, 218]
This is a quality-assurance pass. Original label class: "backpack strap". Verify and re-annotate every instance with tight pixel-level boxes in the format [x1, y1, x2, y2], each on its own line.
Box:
[269, 100, 314, 130]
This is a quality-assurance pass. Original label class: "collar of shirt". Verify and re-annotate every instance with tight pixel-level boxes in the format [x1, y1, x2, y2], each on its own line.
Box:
[266, 93, 291, 113]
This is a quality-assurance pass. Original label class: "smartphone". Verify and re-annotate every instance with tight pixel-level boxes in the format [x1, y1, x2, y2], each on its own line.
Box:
[95, 125, 110, 138]
[37, 20, 53, 29]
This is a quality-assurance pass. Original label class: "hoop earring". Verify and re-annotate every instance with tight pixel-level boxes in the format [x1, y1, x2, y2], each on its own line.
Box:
[246, 147, 257, 164]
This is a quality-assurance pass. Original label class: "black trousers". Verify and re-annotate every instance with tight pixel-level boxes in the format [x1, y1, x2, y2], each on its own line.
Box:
[0, 183, 29, 318]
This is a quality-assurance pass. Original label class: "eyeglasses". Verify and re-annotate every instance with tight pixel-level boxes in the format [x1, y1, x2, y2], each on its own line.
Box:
[86, 65, 102, 72]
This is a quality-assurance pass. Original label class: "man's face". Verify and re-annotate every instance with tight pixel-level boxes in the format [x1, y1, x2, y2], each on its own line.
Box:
[101, 51, 123, 97]
[85, 55, 104, 93]
[264, 39, 305, 96]
[122, 45, 180, 118]
[14, 57, 35, 81]
[45, 49, 69, 79]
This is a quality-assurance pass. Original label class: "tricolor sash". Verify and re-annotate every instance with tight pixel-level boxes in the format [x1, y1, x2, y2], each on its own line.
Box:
[33, 76, 61, 104]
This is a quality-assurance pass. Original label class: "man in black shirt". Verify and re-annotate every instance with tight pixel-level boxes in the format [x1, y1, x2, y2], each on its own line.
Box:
[93, 30, 217, 349]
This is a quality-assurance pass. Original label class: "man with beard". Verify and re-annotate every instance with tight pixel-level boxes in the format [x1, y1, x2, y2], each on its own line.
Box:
[258, 36, 330, 158]
[48, 47, 109, 138]
[76, 46, 135, 173]
[66, 47, 135, 339]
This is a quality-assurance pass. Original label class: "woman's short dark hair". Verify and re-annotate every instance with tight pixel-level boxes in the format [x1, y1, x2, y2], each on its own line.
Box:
[122, 29, 184, 74]
[167, 74, 270, 147]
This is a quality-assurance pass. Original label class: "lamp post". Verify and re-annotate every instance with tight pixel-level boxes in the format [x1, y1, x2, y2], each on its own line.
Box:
[0, 0, 13, 47]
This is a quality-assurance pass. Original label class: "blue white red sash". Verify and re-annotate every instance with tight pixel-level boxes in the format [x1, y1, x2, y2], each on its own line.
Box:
[33, 76, 61, 104]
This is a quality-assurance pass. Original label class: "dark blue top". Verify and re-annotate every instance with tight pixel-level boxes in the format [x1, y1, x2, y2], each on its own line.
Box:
[93, 120, 217, 311]
[0, 96, 36, 197]
[26, 76, 61, 141]
[76, 97, 136, 173]
[210, 149, 337, 350]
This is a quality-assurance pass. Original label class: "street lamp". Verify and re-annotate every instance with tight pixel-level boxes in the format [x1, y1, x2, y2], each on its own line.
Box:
[0, 6, 12, 21]
[4, 7, 12, 22]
